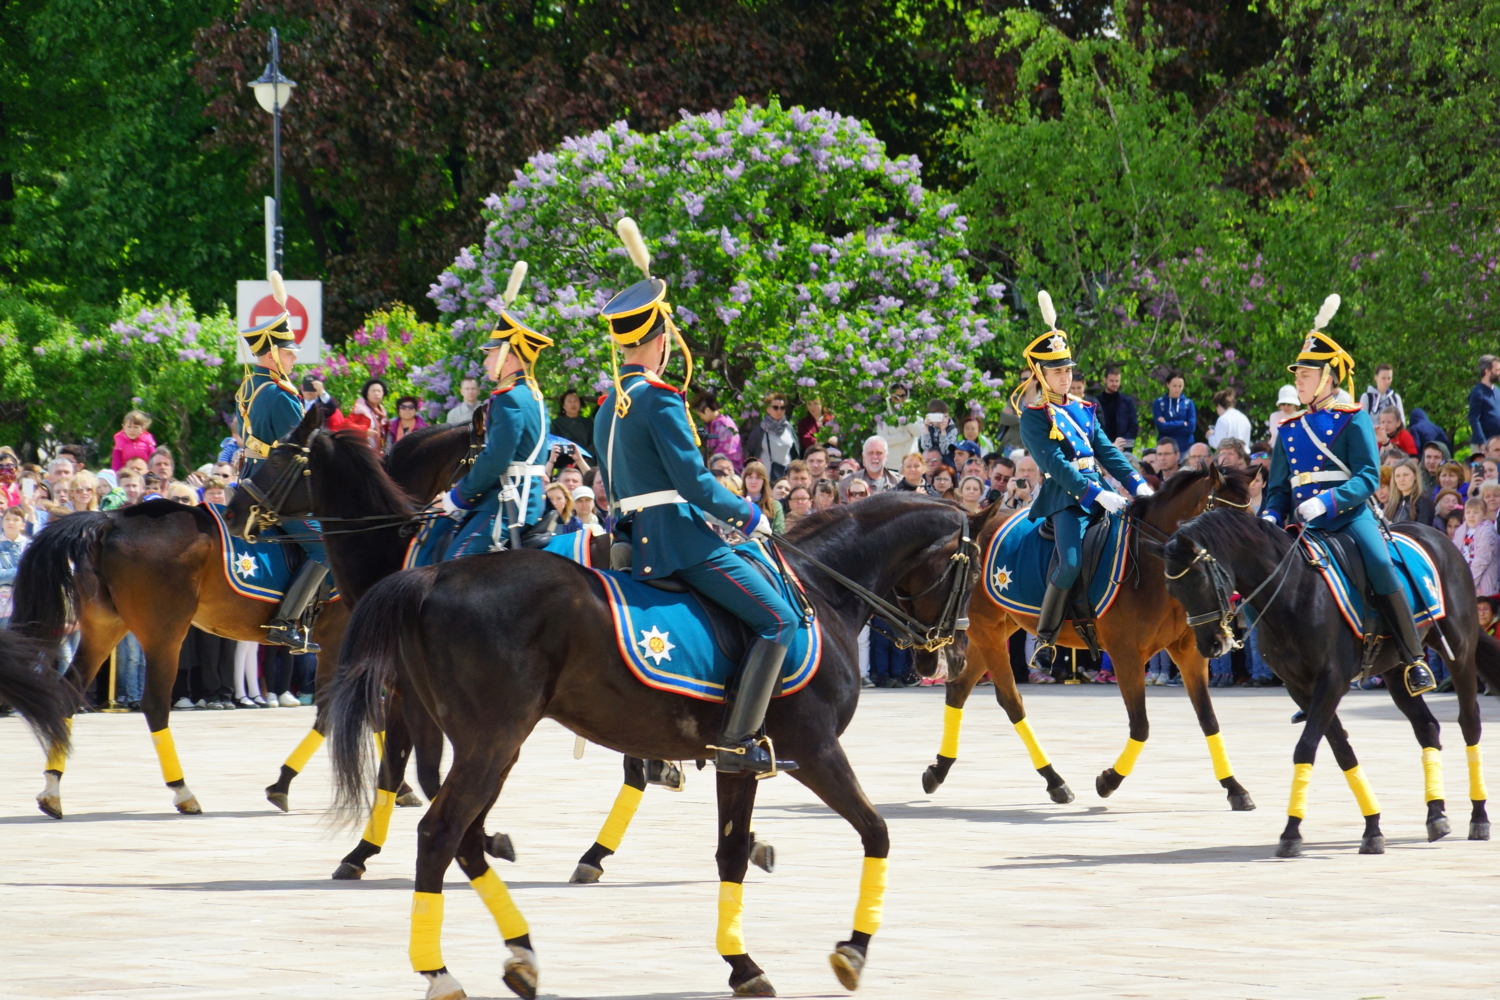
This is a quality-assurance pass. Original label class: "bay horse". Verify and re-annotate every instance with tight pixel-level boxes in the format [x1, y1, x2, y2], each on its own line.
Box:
[324, 490, 978, 1000]
[1165, 508, 1500, 856]
[7, 411, 471, 821]
[0, 628, 76, 764]
[920, 464, 1257, 810]
[227, 409, 730, 884]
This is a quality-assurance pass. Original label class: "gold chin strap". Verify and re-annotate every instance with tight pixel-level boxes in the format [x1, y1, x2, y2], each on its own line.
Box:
[610, 307, 699, 446]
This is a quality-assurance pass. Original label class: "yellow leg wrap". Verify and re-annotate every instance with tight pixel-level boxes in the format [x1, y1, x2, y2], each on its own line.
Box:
[596, 783, 644, 852]
[283, 729, 325, 774]
[409, 892, 444, 972]
[1422, 747, 1444, 803]
[716, 881, 747, 955]
[361, 789, 397, 848]
[373, 729, 386, 759]
[1468, 745, 1488, 801]
[939, 704, 962, 759]
[45, 718, 72, 773]
[471, 868, 529, 940]
[1288, 763, 1313, 819]
[1343, 764, 1380, 817]
[151, 727, 184, 785]
[1113, 738, 1146, 777]
[1013, 717, 1050, 770]
[852, 856, 889, 936]
[1205, 732, 1234, 781]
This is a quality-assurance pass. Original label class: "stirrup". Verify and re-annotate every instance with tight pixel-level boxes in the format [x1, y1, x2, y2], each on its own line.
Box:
[1403, 661, 1437, 697]
[707, 735, 797, 778]
[1028, 640, 1058, 672]
[263, 621, 320, 655]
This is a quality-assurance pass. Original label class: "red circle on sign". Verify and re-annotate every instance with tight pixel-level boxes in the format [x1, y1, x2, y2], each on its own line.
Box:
[251, 294, 310, 344]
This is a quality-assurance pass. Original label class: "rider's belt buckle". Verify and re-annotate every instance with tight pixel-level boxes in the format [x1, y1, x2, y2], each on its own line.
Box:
[1073, 456, 1095, 470]
[1292, 472, 1316, 487]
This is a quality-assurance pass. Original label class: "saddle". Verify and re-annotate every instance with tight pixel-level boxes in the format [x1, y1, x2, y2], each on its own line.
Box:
[1040, 510, 1115, 655]
[611, 542, 776, 666]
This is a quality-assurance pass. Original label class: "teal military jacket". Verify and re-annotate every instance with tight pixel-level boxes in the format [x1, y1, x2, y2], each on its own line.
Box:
[1262, 404, 1378, 531]
[449, 375, 549, 525]
[236, 366, 306, 474]
[1020, 396, 1145, 519]
[594, 364, 762, 580]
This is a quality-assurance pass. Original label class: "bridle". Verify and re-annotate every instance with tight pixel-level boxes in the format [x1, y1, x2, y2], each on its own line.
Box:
[770, 509, 980, 652]
[1164, 529, 1303, 653]
[238, 437, 315, 542]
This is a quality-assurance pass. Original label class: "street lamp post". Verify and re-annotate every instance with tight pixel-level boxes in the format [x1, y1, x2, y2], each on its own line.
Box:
[249, 29, 296, 276]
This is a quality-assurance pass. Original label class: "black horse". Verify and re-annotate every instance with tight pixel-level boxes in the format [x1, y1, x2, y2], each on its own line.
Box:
[1164, 508, 1500, 857]
[324, 490, 978, 1000]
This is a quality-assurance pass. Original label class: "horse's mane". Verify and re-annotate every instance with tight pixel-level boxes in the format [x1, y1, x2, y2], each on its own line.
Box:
[386, 423, 468, 482]
[314, 429, 417, 516]
[1135, 464, 1254, 515]
[1173, 505, 1290, 558]
[784, 490, 963, 544]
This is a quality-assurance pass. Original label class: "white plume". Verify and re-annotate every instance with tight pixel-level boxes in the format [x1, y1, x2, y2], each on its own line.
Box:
[1313, 293, 1341, 331]
[270, 270, 287, 307]
[616, 217, 651, 276]
[1038, 290, 1057, 329]
[503, 261, 528, 306]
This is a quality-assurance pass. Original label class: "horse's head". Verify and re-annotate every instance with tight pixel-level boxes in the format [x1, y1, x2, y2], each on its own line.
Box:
[1162, 529, 1240, 660]
[1135, 464, 1255, 537]
[224, 402, 328, 540]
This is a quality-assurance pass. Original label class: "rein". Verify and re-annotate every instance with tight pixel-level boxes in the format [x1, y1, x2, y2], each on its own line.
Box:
[1167, 528, 1303, 651]
[770, 510, 978, 653]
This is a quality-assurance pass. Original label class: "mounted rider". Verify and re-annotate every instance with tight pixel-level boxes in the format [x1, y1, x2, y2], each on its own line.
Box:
[435, 261, 554, 557]
[595, 218, 796, 776]
[1260, 294, 1436, 696]
[1016, 291, 1153, 672]
[234, 271, 329, 653]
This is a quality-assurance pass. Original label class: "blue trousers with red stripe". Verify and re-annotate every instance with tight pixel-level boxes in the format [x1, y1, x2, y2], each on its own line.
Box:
[672, 548, 797, 645]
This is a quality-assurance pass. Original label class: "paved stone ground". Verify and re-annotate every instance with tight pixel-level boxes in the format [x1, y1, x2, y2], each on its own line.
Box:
[3, 685, 1500, 999]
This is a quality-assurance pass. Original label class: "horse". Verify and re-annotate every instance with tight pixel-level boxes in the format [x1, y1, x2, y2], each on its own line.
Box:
[1164, 507, 1500, 856]
[919, 464, 1257, 810]
[226, 409, 730, 884]
[5, 413, 473, 822]
[0, 628, 75, 766]
[323, 490, 978, 1000]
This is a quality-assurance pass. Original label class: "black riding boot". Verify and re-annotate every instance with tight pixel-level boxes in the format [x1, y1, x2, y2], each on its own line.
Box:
[714, 638, 797, 775]
[264, 561, 331, 654]
[1028, 583, 1070, 673]
[1373, 589, 1435, 696]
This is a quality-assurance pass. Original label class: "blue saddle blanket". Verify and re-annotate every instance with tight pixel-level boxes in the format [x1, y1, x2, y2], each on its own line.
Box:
[1300, 530, 1445, 638]
[204, 504, 337, 604]
[591, 541, 822, 704]
[982, 506, 1130, 617]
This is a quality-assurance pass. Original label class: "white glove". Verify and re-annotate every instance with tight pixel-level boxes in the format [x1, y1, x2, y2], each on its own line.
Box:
[1297, 495, 1328, 523]
[1094, 491, 1128, 514]
[750, 515, 773, 539]
[1134, 483, 1155, 498]
[439, 490, 463, 520]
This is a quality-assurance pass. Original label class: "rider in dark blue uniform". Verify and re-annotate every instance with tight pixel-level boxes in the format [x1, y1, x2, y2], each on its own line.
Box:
[1260, 296, 1435, 696]
[235, 272, 328, 653]
[595, 218, 796, 775]
[433, 261, 553, 557]
[1017, 291, 1152, 672]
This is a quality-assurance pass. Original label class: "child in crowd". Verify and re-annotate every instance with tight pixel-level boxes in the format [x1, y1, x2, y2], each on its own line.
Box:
[111, 410, 157, 472]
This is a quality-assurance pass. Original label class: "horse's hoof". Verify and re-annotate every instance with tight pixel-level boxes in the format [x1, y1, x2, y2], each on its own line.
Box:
[486, 832, 516, 862]
[568, 863, 603, 884]
[829, 943, 865, 991]
[395, 790, 424, 808]
[921, 766, 941, 795]
[1229, 793, 1256, 812]
[1095, 769, 1122, 799]
[733, 973, 776, 997]
[1048, 783, 1075, 804]
[36, 794, 62, 820]
[751, 840, 776, 874]
[502, 946, 539, 1000]
[1360, 835, 1386, 855]
[422, 969, 466, 1000]
[1470, 821, 1491, 841]
[1275, 838, 1303, 858]
[1427, 817, 1452, 842]
[331, 862, 365, 880]
[265, 788, 289, 813]
[172, 788, 202, 815]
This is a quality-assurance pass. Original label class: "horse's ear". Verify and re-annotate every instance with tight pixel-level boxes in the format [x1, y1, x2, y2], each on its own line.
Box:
[291, 399, 328, 443]
[1207, 461, 1223, 490]
[470, 405, 486, 437]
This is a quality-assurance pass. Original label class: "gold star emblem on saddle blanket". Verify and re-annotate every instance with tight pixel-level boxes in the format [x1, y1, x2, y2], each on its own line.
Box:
[991, 565, 1013, 591]
[638, 625, 676, 665]
[234, 553, 258, 578]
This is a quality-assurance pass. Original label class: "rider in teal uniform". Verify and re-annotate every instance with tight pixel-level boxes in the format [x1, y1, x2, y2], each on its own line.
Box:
[1016, 292, 1152, 672]
[234, 272, 328, 653]
[431, 261, 553, 558]
[595, 218, 796, 775]
[1260, 297, 1436, 696]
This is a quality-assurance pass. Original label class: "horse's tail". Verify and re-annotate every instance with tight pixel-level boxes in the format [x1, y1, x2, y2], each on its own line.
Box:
[0, 630, 78, 758]
[1474, 630, 1500, 696]
[327, 565, 439, 826]
[10, 512, 112, 642]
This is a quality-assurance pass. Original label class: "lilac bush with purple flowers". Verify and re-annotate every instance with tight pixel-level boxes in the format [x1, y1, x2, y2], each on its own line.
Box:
[427, 99, 1006, 420]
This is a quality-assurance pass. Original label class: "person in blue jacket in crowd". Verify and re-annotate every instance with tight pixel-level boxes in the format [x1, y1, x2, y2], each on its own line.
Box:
[1017, 291, 1153, 672]
[595, 218, 796, 775]
[1151, 369, 1197, 456]
[428, 262, 553, 559]
[1260, 295, 1435, 696]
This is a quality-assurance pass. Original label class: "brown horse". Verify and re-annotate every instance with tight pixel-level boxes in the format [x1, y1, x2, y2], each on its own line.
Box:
[920, 465, 1257, 810]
